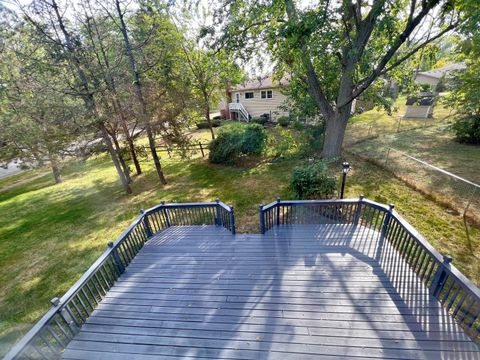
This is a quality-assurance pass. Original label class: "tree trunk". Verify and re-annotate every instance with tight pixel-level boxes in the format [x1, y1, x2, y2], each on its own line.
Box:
[111, 132, 132, 184]
[49, 157, 62, 184]
[205, 104, 215, 140]
[115, 0, 166, 184]
[99, 123, 132, 194]
[322, 106, 351, 159]
[146, 122, 167, 184]
[120, 118, 142, 175]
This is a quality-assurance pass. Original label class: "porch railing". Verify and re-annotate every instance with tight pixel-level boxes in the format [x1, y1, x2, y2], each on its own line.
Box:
[259, 196, 480, 343]
[4, 200, 235, 360]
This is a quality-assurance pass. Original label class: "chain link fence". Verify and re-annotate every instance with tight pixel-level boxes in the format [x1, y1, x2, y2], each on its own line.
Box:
[351, 145, 479, 249]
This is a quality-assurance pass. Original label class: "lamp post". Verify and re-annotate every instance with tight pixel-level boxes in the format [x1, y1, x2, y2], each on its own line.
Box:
[340, 162, 351, 199]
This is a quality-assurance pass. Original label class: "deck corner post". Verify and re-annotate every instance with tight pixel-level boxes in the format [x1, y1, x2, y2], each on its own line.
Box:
[161, 201, 171, 227]
[215, 199, 221, 227]
[259, 204, 265, 234]
[108, 241, 125, 274]
[276, 198, 281, 226]
[381, 203, 394, 238]
[430, 255, 453, 297]
[353, 194, 364, 226]
[230, 206, 236, 234]
[140, 209, 153, 238]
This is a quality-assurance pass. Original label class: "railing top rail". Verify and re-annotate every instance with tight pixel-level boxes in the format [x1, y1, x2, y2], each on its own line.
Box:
[145, 200, 232, 214]
[262, 198, 362, 211]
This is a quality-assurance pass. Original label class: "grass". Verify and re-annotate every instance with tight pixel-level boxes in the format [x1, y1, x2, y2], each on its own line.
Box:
[0, 121, 478, 356]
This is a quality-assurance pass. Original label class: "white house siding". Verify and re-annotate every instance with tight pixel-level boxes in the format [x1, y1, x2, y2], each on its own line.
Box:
[230, 88, 289, 121]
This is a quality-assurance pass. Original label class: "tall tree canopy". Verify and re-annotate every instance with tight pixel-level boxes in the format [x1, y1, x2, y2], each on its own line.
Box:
[212, 0, 472, 158]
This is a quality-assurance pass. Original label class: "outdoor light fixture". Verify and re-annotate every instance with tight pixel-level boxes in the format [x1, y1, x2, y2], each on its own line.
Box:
[340, 162, 351, 199]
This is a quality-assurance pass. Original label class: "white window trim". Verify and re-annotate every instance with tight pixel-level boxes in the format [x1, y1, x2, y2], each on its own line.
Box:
[261, 90, 273, 99]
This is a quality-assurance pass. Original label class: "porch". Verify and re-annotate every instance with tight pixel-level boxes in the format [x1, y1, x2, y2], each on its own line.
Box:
[4, 199, 480, 359]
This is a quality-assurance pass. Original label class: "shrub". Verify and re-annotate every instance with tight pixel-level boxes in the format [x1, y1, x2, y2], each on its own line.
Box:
[292, 120, 304, 131]
[452, 115, 480, 145]
[277, 116, 290, 127]
[291, 161, 337, 199]
[208, 123, 267, 164]
[196, 119, 222, 129]
[241, 124, 267, 154]
[251, 117, 267, 126]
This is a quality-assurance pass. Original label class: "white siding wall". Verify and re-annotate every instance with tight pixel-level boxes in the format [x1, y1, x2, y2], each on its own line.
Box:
[231, 88, 289, 121]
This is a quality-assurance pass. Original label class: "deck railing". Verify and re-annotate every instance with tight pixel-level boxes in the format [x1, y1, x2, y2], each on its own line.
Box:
[4, 200, 235, 360]
[260, 196, 480, 343]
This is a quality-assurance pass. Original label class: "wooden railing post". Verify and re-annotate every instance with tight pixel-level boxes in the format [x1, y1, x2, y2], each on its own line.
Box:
[431, 255, 453, 297]
[108, 241, 125, 274]
[259, 204, 265, 234]
[381, 204, 394, 238]
[230, 206, 236, 234]
[199, 142, 205, 157]
[140, 209, 153, 238]
[215, 199, 221, 227]
[353, 194, 364, 226]
[276, 197, 281, 226]
[161, 201, 171, 227]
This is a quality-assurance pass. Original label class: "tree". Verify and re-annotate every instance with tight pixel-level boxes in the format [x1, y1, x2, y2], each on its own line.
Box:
[104, 0, 167, 184]
[79, 0, 143, 176]
[21, 0, 132, 193]
[0, 4, 82, 184]
[181, 46, 243, 140]
[214, 0, 465, 158]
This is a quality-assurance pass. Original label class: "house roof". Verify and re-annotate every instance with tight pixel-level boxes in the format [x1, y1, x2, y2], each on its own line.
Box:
[232, 76, 289, 91]
[416, 62, 466, 80]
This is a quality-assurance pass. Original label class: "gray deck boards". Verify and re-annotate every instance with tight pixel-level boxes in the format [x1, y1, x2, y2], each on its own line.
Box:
[63, 224, 480, 359]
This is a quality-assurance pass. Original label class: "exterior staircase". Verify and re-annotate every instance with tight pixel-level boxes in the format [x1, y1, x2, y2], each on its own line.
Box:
[228, 102, 250, 121]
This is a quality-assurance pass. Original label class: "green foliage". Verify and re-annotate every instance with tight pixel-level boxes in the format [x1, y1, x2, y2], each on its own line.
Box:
[292, 120, 304, 131]
[291, 161, 337, 200]
[196, 120, 222, 129]
[208, 123, 266, 164]
[452, 115, 480, 144]
[251, 117, 267, 125]
[306, 123, 326, 152]
[277, 116, 290, 127]
[267, 127, 303, 159]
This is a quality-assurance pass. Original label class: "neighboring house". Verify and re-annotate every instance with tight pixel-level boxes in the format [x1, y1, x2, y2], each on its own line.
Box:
[223, 77, 290, 122]
[414, 62, 466, 87]
[404, 63, 466, 119]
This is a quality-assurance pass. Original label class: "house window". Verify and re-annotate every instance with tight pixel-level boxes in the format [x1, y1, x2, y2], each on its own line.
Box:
[235, 93, 240, 103]
[261, 90, 273, 99]
[245, 92, 254, 99]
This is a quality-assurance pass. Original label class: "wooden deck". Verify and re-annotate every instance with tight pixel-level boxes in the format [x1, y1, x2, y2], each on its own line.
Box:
[62, 224, 480, 360]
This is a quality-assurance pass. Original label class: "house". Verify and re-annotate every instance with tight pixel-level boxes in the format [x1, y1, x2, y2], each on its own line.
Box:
[414, 62, 466, 87]
[223, 77, 290, 122]
[404, 62, 466, 118]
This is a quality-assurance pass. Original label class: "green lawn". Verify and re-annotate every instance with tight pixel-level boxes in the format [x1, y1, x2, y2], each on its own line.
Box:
[0, 124, 479, 357]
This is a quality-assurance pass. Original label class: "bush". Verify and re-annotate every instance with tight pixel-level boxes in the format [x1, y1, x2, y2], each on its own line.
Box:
[452, 115, 480, 145]
[196, 119, 222, 129]
[251, 117, 267, 126]
[208, 123, 267, 164]
[291, 161, 337, 199]
[277, 116, 290, 127]
[292, 120, 304, 131]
